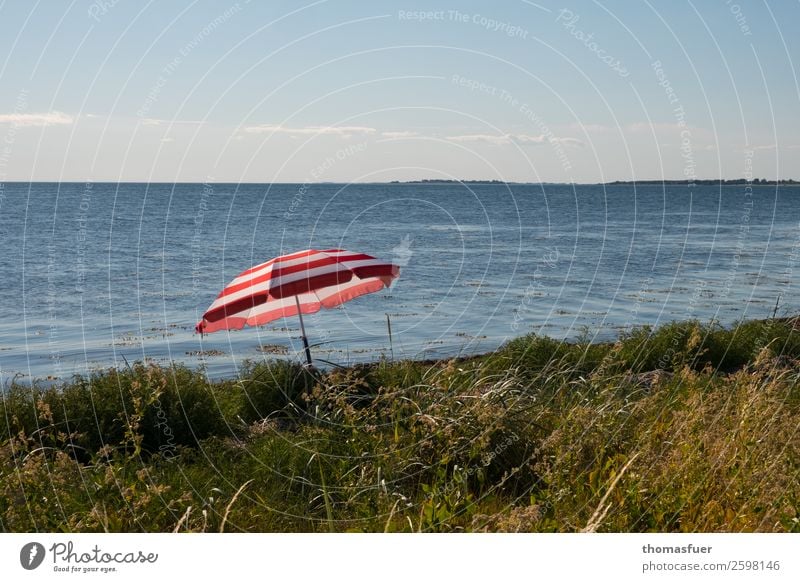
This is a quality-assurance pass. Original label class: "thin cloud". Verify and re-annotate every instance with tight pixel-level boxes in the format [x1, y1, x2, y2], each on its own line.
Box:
[550, 137, 584, 147]
[243, 124, 376, 137]
[446, 134, 512, 145]
[446, 133, 583, 147]
[0, 111, 73, 127]
[142, 118, 206, 126]
[381, 131, 419, 138]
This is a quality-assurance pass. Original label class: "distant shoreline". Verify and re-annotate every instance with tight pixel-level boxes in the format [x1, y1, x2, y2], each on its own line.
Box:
[392, 178, 800, 186]
[2, 178, 798, 186]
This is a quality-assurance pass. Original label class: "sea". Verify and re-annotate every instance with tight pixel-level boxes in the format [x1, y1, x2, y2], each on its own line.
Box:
[1, 181, 798, 384]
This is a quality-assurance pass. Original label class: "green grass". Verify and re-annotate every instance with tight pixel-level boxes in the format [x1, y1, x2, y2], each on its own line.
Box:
[1, 317, 799, 532]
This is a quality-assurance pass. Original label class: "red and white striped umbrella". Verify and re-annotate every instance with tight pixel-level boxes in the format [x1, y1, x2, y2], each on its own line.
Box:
[195, 248, 399, 363]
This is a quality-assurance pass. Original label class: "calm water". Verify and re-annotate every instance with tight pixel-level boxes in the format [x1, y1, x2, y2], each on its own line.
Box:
[1, 182, 798, 383]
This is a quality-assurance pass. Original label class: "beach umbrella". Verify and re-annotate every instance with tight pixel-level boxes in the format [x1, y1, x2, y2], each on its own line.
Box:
[195, 248, 400, 365]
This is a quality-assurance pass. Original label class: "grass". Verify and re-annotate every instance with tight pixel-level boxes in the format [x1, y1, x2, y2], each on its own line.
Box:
[1, 317, 799, 532]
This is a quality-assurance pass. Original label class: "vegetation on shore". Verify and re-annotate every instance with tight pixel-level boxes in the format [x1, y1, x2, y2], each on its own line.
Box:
[1, 317, 799, 532]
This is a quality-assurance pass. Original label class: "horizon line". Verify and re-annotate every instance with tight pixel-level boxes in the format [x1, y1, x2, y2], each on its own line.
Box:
[2, 177, 798, 186]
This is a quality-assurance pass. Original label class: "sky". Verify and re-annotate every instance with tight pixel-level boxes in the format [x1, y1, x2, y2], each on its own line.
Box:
[0, 0, 798, 183]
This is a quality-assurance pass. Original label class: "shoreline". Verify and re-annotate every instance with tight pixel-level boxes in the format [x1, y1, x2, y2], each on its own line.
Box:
[4, 314, 798, 387]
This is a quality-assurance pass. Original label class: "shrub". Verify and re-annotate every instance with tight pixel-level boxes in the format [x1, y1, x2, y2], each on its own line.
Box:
[237, 360, 316, 424]
[0, 363, 231, 457]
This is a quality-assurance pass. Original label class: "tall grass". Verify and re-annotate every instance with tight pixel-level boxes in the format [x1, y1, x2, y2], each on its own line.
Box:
[1, 318, 799, 532]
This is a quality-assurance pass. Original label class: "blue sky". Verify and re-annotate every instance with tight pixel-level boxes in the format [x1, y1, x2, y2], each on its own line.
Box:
[0, 0, 797, 182]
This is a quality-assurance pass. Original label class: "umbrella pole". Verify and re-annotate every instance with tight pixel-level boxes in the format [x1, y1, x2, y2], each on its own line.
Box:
[294, 295, 313, 366]
[386, 313, 394, 362]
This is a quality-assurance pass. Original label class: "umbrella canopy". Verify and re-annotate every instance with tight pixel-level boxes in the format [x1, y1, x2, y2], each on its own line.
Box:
[195, 248, 399, 339]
